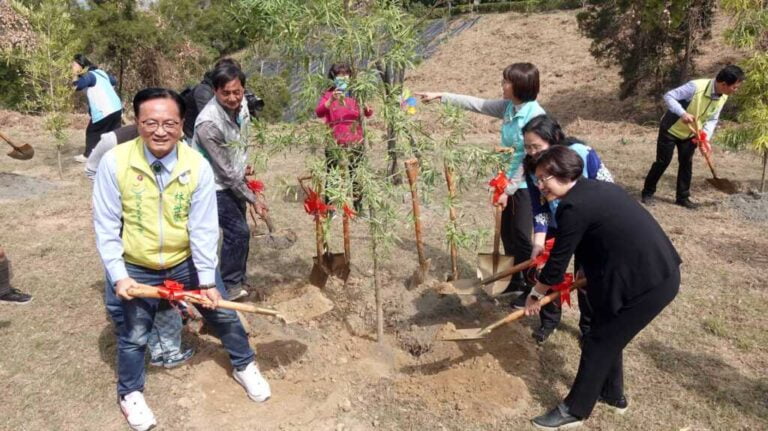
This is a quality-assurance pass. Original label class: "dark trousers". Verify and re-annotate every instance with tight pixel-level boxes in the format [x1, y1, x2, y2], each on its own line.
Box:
[216, 189, 250, 292]
[500, 188, 533, 272]
[642, 128, 697, 201]
[564, 270, 679, 418]
[538, 289, 592, 335]
[325, 145, 365, 211]
[84, 110, 122, 157]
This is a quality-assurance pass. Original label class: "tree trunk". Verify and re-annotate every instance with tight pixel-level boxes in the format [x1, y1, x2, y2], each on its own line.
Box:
[57, 147, 63, 179]
[379, 62, 405, 184]
[761, 150, 767, 193]
[370, 207, 384, 342]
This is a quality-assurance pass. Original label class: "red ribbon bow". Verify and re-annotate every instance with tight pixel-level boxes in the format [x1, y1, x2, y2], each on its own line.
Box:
[693, 130, 711, 154]
[342, 203, 356, 219]
[532, 238, 556, 268]
[247, 179, 264, 194]
[551, 273, 574, 307]
[303, 190, 334, 218]
[488, 171, 509, 204]
[159, 280, 202, 301]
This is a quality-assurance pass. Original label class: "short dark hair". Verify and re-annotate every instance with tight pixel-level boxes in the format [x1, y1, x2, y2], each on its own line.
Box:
[213, 57, 241, 70]
[531, 146, 584, 182]
[73, 53, 94, 69]
[133, 87, 186, 119]
[716, 65, 746, 85]
[502, 63, 539, 102]
[211, 65, 246, 90]
[522, 115, 566, 147]
[328, 63, 353, 80]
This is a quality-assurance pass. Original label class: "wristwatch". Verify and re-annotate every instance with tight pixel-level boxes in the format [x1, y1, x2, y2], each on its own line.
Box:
[198, 283, 216, 290]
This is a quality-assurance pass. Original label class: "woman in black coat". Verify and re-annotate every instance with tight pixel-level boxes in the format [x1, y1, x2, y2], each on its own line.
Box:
[524, 146, 681, 430]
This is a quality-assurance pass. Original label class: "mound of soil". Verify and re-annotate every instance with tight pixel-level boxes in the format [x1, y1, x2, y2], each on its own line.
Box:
[724, 190, 768, 222]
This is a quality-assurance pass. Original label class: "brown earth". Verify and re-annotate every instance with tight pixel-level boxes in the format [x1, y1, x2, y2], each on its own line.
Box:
[1, 9, 767, 431]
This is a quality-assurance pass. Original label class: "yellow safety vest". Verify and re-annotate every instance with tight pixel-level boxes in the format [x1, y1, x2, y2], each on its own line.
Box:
[115, 138, 201, 270]
[668, 79, 728, 140]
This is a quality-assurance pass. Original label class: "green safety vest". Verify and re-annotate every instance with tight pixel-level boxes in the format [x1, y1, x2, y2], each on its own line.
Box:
[668, 79, 728, 140]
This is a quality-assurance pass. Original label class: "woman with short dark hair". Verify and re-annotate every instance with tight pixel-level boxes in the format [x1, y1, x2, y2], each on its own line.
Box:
[315, 63, 373, 211]
[524, 146, 680, 429]
[417, 63, 544, 294]
[519, 115, 613, 342]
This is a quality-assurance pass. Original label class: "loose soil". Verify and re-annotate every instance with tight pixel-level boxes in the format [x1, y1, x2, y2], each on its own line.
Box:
[1, 9, 766, 431]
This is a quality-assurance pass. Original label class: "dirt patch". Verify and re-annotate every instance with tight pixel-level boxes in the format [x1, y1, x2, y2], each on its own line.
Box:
[724, 191, 768, 223]
[0, 172, 56, 201]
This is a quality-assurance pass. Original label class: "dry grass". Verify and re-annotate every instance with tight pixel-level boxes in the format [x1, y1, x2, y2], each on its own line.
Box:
[1, 9, 767, 431]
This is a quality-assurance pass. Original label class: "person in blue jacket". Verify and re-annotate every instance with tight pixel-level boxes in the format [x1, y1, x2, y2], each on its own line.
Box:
[72, 54, 122, 163]
[520, 115, 613, 343]
[417, 63, 544, 293]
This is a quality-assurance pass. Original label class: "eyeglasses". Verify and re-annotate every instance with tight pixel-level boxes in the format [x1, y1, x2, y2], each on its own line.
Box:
[535, 174, 554, 184]
[141, 120, 180, 133]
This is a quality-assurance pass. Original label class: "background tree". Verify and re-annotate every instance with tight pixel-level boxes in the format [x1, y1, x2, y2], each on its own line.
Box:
[6, 0, 79, 177]
[718, 0, 768, 192]
[577, 0, 716, 98]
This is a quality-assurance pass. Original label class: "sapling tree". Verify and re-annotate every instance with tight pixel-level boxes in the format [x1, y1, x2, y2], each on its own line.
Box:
[9, 0, 79, 178]
[719, 0, 768, 192]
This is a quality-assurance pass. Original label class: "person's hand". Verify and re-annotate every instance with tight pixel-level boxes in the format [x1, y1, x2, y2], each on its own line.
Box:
[200, 286, 222, 309]
[115, 277, 138, 301]
[245, 165, 254, 176]
[524, 294, 542, 316]
[494, 193, 508, 209]
[415, 92, 442, 103]
[253, 199, 268, 218]
[681, 113, 696, 124]
[71, 61, 82, 77]
[530, 243, 545, 260]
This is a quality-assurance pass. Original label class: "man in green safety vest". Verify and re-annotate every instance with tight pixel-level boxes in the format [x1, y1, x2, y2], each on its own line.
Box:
[641, 65, 745, 209]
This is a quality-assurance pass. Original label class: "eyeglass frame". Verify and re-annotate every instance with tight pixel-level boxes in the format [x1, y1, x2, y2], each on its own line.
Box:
[140, 120, 181, 133]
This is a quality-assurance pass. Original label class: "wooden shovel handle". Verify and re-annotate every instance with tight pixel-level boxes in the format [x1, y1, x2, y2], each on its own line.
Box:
[0, 131, 23, 151]
[343, 211, 351, 264]
[686, 123, 718, 179]
[492, 205, 502, 272]
[404, 159, 427, 269]
[480, 278, 586, 335]
[127, 285, 282, 317]
[480, 258, 534, 286]
[444, 162, 459, 281]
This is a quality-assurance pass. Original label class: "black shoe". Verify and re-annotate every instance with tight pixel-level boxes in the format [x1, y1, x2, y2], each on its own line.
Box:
[675, 198, 699, 209]
[502, 279, 527, 296]
[511, 291, 529, 310]
[532, 325, 556, 344]
[531, 403, 583, 430]
[640, 193, 654, 205]
[0, 288, 33, 304]
[598, 395, 629, 414]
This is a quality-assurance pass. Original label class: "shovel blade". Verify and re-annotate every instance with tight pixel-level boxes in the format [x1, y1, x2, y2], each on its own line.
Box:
[309, 255, 330, 288]
[7, 146, 33, 160]
[707, 177, 739, 195]
[477, 254, 515, 297]
[438, 278, 483, 296]
[435, 323, 485, 341]
[329, 253, 350, 281]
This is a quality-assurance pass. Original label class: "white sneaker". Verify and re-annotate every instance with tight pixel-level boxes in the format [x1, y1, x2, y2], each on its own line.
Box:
[119, 391, 157, 431]
[233, 362, 271, 402]
[73, 154, 88, 163]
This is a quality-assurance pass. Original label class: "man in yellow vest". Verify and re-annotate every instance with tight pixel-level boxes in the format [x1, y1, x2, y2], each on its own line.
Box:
[641, 65, 745, 209]
[93, 88, 270, 431]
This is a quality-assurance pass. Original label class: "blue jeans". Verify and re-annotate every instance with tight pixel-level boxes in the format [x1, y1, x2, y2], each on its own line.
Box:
[113, 258, 254, 396]
[105, 273, 183, 361]
[216, 189, 250, 292]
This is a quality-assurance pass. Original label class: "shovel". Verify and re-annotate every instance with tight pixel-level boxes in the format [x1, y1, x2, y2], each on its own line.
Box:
[436, 278, 586, 341]
[127, 284, 288, 324]
[299, 177, 346, 287]
[440, 258, 534, 296]
[0, 131, 34, 160]
[444, 162, 459, 281]
[404, 159, 431, 287]
[247, 203, 298, 249]
[476, 205, 515, 296]
[686, 123, 739, 194]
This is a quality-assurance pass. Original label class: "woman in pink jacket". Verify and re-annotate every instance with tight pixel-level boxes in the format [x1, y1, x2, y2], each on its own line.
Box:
[315, 63, 373, 211]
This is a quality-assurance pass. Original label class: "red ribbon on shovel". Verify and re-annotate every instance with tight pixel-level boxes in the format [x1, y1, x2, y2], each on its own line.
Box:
[247, 179, 265, 194]
[304, 190, 334, 218]
[488, 171, 509, 204]
[693, 130, 712, 154]
[158, 280, 203, 301]
[551, 273, 574, 307]
[342, 203, 356, 219]
[532, 238, 556, 268]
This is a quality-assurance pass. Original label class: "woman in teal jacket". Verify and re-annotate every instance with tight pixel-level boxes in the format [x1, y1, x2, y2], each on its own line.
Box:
[418, 63, 544, 293]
